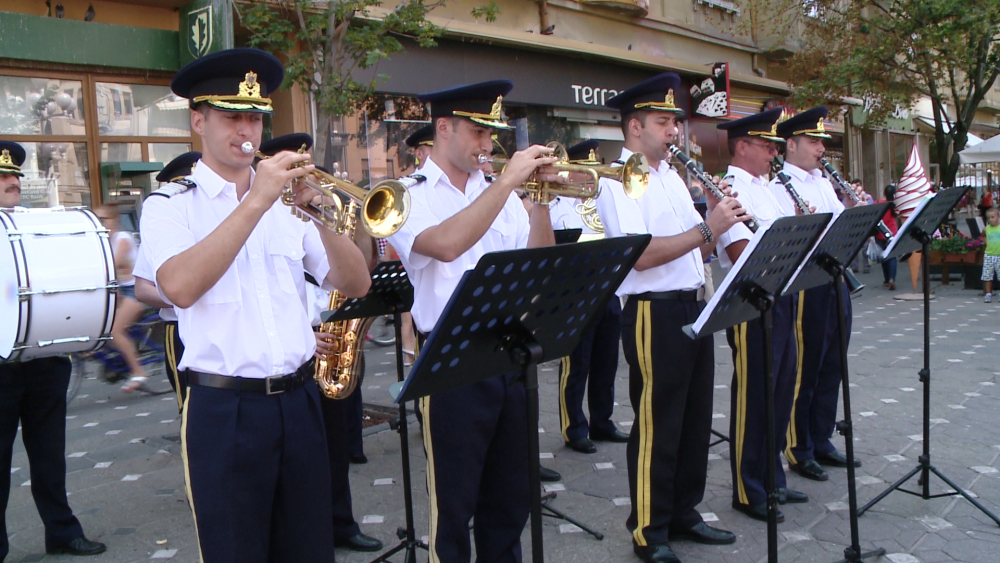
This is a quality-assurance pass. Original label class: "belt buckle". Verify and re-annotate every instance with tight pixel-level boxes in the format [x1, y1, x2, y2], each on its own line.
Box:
[265, 376, 282, 395]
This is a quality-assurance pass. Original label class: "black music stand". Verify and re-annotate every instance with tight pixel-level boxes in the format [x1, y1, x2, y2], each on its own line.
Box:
[685, 214, 832, 563]
[781, 204, 891, 563]
[396, 235, 651, 563]
[859, 187, 1000, 527]
[322, 261, 425, 563]
[554, 228, 583, 245]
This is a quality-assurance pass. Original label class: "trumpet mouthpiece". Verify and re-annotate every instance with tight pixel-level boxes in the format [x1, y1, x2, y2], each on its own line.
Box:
[477, 154, 492, 164]
[241, 142, 254, 154]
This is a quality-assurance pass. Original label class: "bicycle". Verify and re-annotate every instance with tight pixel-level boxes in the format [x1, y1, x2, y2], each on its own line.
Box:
[67, 307, 168, 403]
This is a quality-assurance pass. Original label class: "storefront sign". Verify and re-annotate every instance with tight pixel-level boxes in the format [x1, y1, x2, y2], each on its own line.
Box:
[178, 0, 233, 66]
[363, 38, 688, 113]
[690, 63, 730, 118]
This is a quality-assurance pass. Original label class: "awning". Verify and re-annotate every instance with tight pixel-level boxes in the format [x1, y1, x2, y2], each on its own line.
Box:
[916, 117, 984, 146]
[959, 134, 1000, 164]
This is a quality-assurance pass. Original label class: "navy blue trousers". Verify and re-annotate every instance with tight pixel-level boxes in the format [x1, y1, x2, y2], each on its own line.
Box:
[320, 391, 362, 541]
[181, 378, 335, 563]
[420, 373, 529, 563]
[1, 357, 84, 559]
[622, 297, 714, 547]
[786, 283, 853, 464]
[727, 294, 798, 506]
[558, 298, 622, 443]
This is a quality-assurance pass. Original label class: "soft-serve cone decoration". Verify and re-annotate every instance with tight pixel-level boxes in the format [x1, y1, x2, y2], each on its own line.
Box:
[895, 145, 934, 291]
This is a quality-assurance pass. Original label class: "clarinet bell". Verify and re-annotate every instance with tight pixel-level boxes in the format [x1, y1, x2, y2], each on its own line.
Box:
[845, 267, 865, 295]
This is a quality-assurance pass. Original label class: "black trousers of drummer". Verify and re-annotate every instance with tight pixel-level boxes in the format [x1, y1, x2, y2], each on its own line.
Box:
[558, 298, 622, 443]
[622, 296, 714, 547]
[416, 334, 529, 563]
[786, 283, 852, 465]
[163, 321, 187, 413]
[181, 368, 336, 563]
[1, 357, 85, 560]
[728, 294, 798, 506]
[320, 390, 365, 543]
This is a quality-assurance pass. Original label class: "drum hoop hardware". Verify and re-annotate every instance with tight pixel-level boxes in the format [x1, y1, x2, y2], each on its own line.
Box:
[13, 335, 113, 350]
[19, 283, 120, 297]
[5, 228, 109, 239]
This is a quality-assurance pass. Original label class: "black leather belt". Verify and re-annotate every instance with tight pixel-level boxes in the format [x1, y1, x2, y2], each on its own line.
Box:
[186, 362, 312, 395]
[634, 287, 706, 302]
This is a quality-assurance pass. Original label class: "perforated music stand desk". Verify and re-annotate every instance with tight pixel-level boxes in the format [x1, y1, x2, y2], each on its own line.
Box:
[778, 204, 891, 563]
[860, 187, 999, 529]
[684, 214, 832, 563]
[321, 261, 412, 323]
[396, 235, 651, 563]
[318, 261, 425, 563]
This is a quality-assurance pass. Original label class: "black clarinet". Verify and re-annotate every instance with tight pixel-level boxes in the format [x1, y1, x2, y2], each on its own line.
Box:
[819, 157, 894, 241]
[667, 144, 759, 233]
[772, 158, 865, 294]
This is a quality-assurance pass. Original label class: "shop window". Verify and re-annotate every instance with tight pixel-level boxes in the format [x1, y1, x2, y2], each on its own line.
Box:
[14, 142, 91, 208]
[0, 75, 86, 136]
[95, 83, 190, 137]
[101, 142, 142, 161]
[889, 133, 913, 182]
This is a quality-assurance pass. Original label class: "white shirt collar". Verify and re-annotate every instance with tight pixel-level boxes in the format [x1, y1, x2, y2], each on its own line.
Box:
[192, 159, 255, 199]
[783, 161, 822, 182]
[620, 146, 669, 175]
[726, 165, 767, 188]
[420, 156, 488, 196]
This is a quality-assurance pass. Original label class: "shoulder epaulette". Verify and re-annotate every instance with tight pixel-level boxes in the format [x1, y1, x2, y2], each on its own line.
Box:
[148, 178, 196, 199]
[408, 174, 427, 183]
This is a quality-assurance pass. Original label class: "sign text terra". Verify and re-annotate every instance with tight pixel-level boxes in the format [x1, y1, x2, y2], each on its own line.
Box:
[571, 85, 621, 107]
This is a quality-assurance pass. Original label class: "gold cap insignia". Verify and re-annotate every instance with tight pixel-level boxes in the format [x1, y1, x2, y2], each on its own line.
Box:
[238, 72, 262, 99]
[588, 148, 598, 161]
[633, 88, 683, 113]
[452, 95, 513, 130]
[816, 119, 826, 133]
[665, 89, 675, 107]
[490, 96, 503, 119]
[0, 149, 12, 167]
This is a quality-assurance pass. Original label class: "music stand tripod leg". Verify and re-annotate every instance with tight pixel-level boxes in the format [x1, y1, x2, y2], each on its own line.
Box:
[509, 340, 546, 563]
[369, 309, 428, 563]
[539, 492, 605, 540]
[827, 267, 885, 563]
[858, 235, 1000, 527]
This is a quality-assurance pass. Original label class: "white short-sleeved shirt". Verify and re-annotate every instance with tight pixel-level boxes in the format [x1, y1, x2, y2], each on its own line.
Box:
[769, 161, 845, 218]
[716, 165, 786, 269]
[139, 160, 334, 378]
[386, 157, 530, 334]
[131, 239, 177, 322]
[595, 147, 705, 297]
[111, 231, 137, 286]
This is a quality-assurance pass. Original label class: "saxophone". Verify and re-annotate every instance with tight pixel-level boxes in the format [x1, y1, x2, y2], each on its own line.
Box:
[314, 200, 376, 399]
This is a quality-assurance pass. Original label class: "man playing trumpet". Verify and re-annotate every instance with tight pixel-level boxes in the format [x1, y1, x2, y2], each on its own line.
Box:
[139, 48, 370, 563]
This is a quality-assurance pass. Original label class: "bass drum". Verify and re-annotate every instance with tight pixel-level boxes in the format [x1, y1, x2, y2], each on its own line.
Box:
[1, 207, 117, 362]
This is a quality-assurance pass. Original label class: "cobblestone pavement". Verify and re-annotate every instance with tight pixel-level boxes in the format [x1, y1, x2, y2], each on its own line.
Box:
[5, 264, 1000, 563]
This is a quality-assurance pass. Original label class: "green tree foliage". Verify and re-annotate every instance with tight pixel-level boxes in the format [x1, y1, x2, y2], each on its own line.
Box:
[786, 0, 1000, 188]
[237, 0, 498, 165]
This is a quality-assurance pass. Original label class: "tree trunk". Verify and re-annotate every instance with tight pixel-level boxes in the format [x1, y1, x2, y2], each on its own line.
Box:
[316, 108, 332, 171]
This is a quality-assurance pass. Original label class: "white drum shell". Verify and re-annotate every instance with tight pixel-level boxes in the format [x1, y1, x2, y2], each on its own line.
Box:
[1, 207, 117, 362]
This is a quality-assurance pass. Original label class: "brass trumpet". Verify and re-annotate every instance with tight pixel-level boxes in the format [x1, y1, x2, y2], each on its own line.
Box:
[478, 142, 648, 204]
[256, 150, 410, 238]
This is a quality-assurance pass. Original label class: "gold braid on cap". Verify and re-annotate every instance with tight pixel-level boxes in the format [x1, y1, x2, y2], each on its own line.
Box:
[793, 118, 830, 137]
[192, 71, 273, 112]
[634, 88, 682, 112]
[453, 96, 513, 129]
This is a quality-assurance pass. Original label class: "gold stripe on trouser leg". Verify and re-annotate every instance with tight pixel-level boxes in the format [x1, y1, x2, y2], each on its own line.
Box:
[734, 323, 749, 505]
[559, 356, 571, 442]
[180, 391, 204, 563]
[166, 324, 182, 412]
[785, 290, 806, 464]
[633, 301, 655, 547]
[421, 395, 440, 563]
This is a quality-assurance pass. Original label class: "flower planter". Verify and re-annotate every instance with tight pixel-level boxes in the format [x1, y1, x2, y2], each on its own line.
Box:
[928, 251, 984, 285]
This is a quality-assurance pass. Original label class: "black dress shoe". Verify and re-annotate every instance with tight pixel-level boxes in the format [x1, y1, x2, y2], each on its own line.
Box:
[778, 488, 808, 504]
[816, 450, 861, 468]
[349, 453, 368, 464]
[633, 541, 680, 563]
[539, 465, 562, 482]
[790, 458, 829, 481]
[335, 533, 383, 552]
[47, 536, 107, 556]
[566, 436, 597, 454]
[590, 428, 630, 443]
[669, 521, 736, 545]
[732, 500, 785, 523]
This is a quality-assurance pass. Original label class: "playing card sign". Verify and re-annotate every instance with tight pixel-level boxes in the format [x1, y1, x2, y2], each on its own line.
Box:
[691, 63, 730, 119]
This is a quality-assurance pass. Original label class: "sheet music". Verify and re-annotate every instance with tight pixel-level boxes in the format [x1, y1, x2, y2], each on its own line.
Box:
[882, 195, 933, 260]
